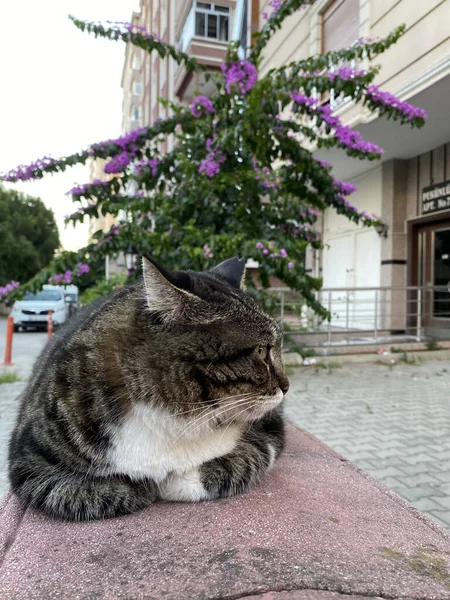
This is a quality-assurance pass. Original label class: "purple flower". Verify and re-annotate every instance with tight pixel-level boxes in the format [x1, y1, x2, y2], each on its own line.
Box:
[0, 155, 62, 183]
[291, 92, 317, 107]
[68, 179, 110, 197]
[262, 0, 311, 19]
[0, 280, 20, 301]
[104, 151, 133, 174]
[366, 84, 427, 122]
[190, 96, 215, 118]
[221, 60, 258, 95]
[333, 178, 357, 196]
[199, 138, 225, 177]
[314, 158, 331, 169]
[280, 248, 288, 258]
[288, 262, 294, 269]
[105, 20, 161, 42]
[263, 249, 269, 255]
[199, 157, 221, 177]
[328, 66, 366, 82]
[135, 157, 159, 177]
[317, 104, 384, 155]
[49, 274, 64, 285]
[75, 263, 90, 276]
[256, 242, 264, 249]
[89, 126, 148, 158]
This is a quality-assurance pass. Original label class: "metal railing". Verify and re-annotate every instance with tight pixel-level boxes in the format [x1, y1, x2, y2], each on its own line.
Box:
[270, 285, 450, 347]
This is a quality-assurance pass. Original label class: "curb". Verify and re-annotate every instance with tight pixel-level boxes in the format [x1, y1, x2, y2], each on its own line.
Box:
[283, 348, 450, 367]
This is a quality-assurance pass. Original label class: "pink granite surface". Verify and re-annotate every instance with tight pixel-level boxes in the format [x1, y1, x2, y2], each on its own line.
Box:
[1, 425, 450, 600]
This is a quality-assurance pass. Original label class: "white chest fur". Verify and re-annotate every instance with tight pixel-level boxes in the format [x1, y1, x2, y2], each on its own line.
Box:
[107, 403, 241, 483]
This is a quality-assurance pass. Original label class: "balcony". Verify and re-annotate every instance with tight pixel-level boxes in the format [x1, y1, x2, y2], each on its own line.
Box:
[175, 1, 236, 102]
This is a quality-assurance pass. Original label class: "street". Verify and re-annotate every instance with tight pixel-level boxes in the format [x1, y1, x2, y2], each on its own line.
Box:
[1, 317, 449, 529]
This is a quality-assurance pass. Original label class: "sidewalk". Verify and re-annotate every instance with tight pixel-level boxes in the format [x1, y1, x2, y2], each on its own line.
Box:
[286, 359, 450, 529]
[0, 319, 48, 497]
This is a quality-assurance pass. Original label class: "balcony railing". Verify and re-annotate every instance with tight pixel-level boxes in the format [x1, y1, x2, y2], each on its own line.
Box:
[267, 286, 450, 348]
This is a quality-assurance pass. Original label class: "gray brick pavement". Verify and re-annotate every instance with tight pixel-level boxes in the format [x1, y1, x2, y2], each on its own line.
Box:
[286, 359, 450, 529]
[0, 382, 26, 496]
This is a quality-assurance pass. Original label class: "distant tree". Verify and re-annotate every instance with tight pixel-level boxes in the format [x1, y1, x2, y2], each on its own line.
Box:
[0, 187, 60, 285]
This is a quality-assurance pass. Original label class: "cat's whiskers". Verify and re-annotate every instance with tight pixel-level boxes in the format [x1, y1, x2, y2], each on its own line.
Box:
[171, 392, 255, 418]
[173, 397, 239, 439]
[176, 395, 259, 441]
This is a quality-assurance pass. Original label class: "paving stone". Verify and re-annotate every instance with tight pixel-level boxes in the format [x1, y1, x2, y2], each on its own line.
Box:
[374, 476, 405, 490]
[391, 473, 441, 488]
[431, 471, 450, 484]
[400, 485, 446, 503]
[397, 462, 441, 476]
[430, 496, 450, 511]
[286, 360, 450, 529]
[411, 497, 447, 513]
[367, 466, 409, 480]
[429, 511, 450, 528]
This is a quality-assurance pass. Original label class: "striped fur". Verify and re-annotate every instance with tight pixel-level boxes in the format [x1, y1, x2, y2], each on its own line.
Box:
[8, 258, 288, 521]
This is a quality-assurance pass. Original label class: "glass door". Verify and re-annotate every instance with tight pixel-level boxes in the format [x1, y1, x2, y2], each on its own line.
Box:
[433, 228, 450, 318]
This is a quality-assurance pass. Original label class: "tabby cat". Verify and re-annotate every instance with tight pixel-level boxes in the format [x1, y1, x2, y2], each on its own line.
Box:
[8, 257, 289, 521]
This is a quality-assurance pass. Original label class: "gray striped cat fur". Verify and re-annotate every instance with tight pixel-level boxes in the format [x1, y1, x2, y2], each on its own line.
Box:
[8, 257, 289, 521]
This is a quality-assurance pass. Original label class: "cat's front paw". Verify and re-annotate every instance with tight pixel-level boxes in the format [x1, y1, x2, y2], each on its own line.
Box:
[158, 469, 211, 502]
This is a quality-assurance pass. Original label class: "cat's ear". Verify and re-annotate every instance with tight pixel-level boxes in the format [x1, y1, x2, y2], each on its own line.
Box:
[210, 257, 246, 289]
[142, 257, 200, 323]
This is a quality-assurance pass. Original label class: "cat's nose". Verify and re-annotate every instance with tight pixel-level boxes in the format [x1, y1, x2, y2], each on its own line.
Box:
[278, 376, 289, 395]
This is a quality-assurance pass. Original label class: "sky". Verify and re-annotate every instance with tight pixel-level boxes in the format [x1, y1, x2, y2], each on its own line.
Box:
[0, 0, 139, 250]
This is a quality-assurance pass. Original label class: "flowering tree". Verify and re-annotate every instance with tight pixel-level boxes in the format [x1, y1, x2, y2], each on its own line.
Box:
[0, 0, 427, 316]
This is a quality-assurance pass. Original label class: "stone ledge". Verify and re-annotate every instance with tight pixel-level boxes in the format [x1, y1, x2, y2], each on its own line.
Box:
[1, 425, 450, 599]
[283, 348, 450, 367]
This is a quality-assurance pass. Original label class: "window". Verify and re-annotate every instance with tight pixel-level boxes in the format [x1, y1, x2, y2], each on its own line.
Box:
[133, 82, 142, 96]
[321, 0, 359, 108]
[194, 2, 229, 41]
[322, 0, 359, 53]
[132, 55, 141, 70]
[132, 106, 141, 121]
[23, 291, 62, 302]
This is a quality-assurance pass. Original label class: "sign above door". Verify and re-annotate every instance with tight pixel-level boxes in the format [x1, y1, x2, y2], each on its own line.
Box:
[422, 180, 450, 215]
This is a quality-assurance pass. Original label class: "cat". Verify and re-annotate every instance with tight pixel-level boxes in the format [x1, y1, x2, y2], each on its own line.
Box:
[8, 257, 289, 521]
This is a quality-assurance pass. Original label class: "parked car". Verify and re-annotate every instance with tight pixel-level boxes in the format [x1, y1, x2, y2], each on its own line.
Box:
[63, 285, 79, 318]
[10, 286, 66, 332]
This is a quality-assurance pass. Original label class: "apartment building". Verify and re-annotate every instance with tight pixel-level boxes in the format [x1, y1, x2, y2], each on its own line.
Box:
[88, 158, 117, 243]
[259, 0, 450, 336]
[121, 1, 253, 125]
[122, 0, 450, 336]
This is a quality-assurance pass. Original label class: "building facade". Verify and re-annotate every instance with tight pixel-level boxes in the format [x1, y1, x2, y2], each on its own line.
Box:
[121, 0, 450, 336]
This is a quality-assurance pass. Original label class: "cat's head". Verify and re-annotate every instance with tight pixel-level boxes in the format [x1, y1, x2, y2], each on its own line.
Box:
[141, 257, 289, 429]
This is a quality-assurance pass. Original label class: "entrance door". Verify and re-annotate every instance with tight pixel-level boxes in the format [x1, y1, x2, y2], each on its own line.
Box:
[432, 227, 450, 319]
[411, 218, 450, 336]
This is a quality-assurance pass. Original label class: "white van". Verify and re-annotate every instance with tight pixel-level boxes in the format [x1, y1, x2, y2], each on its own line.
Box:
[10, 285, 66, 332]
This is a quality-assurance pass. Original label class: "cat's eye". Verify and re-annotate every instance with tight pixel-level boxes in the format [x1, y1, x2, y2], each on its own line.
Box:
[257, 345, 270, 361]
